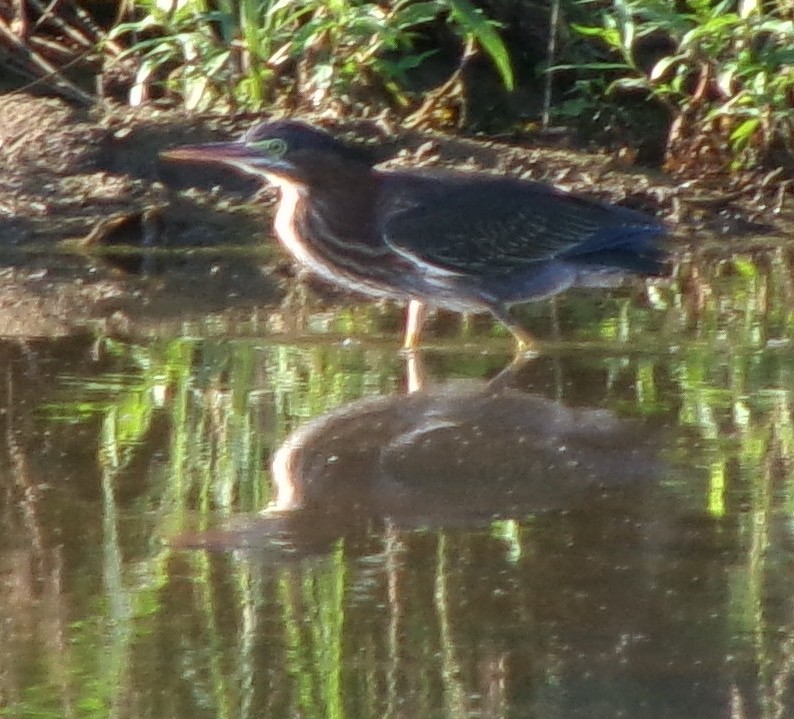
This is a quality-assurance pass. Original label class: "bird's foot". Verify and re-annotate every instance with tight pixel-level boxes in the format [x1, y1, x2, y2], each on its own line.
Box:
[487, 303, 539, 355]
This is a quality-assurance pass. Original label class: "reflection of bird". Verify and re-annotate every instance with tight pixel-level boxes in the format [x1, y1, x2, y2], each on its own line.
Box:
[268, 382, 662, 517]
[162, 121, 667, 349]
[172, 379, 665, 554]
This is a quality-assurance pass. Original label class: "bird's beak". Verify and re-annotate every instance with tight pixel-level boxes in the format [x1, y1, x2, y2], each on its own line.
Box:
[160, 140, 285, 181]
[160, 141, 256, 164]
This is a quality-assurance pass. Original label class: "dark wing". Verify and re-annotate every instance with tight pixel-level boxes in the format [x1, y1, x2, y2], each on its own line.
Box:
[381, 174, 665, 274]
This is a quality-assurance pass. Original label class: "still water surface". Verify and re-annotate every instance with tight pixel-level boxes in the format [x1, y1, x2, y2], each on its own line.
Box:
[0, 250, 793, 718]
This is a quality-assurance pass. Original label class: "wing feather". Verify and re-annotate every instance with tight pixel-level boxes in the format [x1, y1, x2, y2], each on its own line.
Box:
[381, 175, 664, 274]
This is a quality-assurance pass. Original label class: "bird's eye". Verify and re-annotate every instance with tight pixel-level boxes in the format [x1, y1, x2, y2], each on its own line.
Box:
[251, 138, 288, 157]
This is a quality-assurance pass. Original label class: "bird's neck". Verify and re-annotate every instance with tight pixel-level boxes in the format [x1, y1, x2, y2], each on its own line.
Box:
[266, 166, 385, 287]
[290, 167, 380, 244]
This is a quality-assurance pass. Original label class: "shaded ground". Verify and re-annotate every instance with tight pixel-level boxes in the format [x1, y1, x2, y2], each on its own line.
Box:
[1, 92, 790, 339]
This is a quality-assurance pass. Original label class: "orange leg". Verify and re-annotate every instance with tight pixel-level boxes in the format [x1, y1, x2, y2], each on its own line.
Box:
[488, 303, 537, 353]
[403, 299, 428, 350]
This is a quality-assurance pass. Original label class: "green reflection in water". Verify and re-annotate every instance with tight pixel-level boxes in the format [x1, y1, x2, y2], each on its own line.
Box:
[1, 250, 793, 718]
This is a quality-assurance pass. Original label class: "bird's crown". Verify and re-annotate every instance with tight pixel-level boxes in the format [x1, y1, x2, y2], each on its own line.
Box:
[242, 120, 374, 166]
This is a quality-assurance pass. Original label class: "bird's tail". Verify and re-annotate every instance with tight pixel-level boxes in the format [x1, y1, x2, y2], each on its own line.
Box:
[563, 227, 669, 277]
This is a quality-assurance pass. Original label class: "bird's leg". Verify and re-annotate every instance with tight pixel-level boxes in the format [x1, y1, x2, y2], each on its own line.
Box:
[403, 299, 428, 350]
[488, 303, 538, 354]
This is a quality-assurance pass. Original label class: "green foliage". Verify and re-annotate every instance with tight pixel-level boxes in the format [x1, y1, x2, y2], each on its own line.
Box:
[446, 0, 513, 90]
[107, 0, 512, 112]
[107, 0, 301, 110]
[558, 0, 794, 167]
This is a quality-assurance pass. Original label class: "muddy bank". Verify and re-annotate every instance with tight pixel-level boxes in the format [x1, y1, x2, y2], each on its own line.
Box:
[0, 93, 790, 339]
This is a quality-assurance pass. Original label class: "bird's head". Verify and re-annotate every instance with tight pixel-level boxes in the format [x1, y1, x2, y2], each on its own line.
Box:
[161, 120, 375, 186]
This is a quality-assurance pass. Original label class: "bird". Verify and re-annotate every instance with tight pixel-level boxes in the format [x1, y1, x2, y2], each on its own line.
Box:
[161, 120, 667, 350]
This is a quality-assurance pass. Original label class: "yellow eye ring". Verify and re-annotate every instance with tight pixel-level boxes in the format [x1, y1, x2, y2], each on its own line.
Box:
[251, 138, 287, 157]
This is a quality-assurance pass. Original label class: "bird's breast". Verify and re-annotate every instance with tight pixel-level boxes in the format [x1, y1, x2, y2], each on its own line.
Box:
[272, 183, 406, 300]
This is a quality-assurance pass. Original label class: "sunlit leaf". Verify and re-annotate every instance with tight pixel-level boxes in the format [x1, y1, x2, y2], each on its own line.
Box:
[571, 23, 611, 38]
[446, 0, 514, 91]
[607, 76, 652, 93]
[731, 255, 760, 277]
[730, 117, 761, 149]
[650, 54, 682, 81]
[738, 0, 760, 19]
[392, 1, 443, 29]
[716, 67, 735, 97]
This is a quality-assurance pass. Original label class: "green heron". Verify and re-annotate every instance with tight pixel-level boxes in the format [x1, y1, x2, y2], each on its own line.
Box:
[162, 121, 666, 349]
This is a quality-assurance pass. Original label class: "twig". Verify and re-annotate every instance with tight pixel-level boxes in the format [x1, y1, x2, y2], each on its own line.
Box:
[0, 15, 94, 105]
[405, 35, 476, 129]
[542, 0, 561, 128]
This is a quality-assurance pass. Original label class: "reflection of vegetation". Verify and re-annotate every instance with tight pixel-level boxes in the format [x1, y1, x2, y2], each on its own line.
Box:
[45, 338, 405, 517]
[1, 252, 793, 717]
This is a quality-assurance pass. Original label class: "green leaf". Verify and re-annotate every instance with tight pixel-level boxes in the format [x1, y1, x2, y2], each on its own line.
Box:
[650, 55, 682, 81]
[552, 61, 634, 72]
[731, 256, 758, 277]
[446, 0, 514, 91]
[570, 24, 611, 38]
[204, 50, 232, 77]
[729, 117, 761, 148]
[607, 76, 652, 93]
[392, 2, 444, 29]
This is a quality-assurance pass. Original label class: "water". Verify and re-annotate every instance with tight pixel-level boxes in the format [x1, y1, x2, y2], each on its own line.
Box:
[0, 248, 793, 719]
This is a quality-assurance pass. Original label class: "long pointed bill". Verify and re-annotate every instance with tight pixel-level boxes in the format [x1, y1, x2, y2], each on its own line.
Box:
[160, 141, 258, 164]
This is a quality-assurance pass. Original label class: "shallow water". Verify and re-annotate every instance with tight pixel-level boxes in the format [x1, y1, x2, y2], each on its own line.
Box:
[0, 247, 793, 719]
